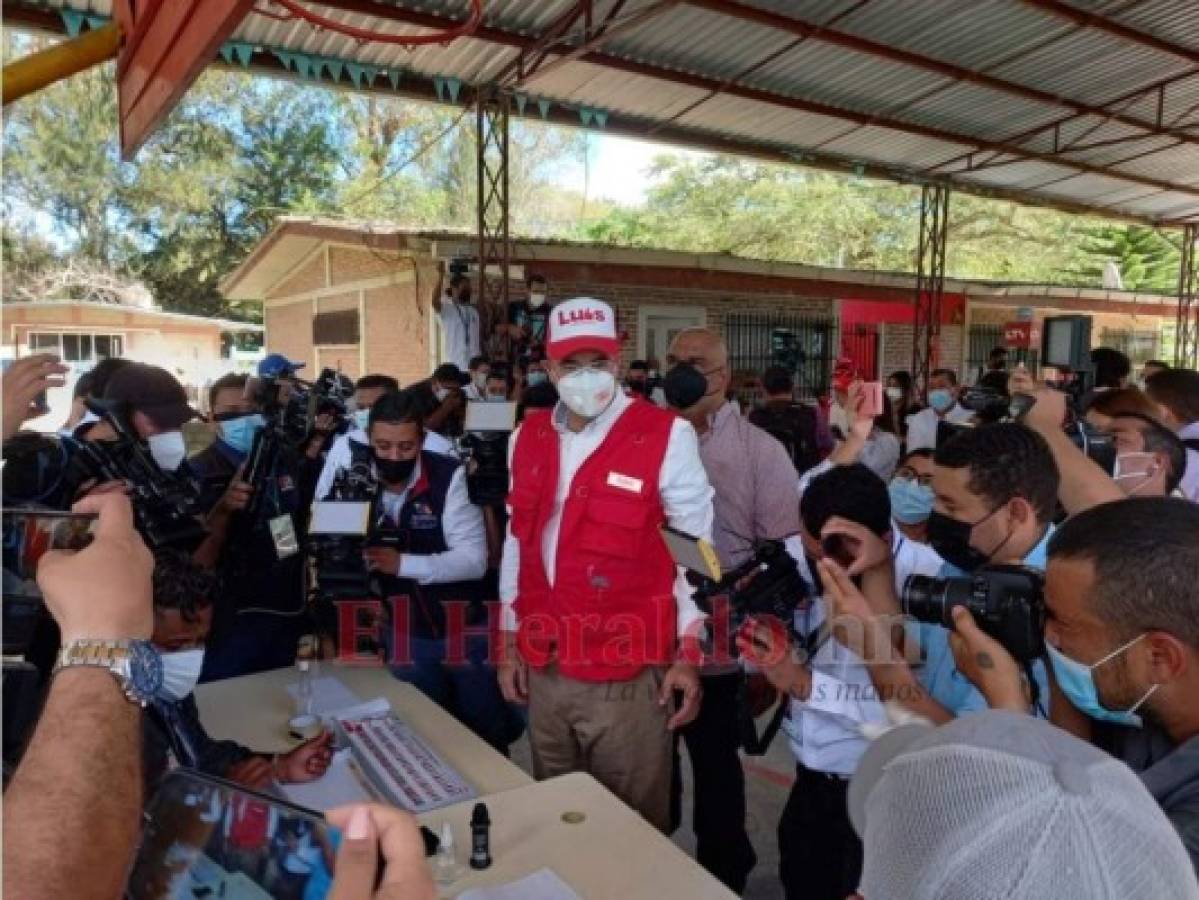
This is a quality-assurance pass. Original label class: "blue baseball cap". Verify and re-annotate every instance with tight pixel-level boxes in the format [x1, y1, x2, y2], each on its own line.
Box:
[257, 353, 306, 378]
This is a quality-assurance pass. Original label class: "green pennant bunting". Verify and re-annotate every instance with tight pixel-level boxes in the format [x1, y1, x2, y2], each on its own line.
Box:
[579, 107, 593, 127]
[323, 58, 345, 82]
[387, 70, 402, 90]
[233, 43, 255, 67]
[346, 63, 366, 88]
[433, 76, 446, 101]
[445, 77, 461, 103]
[537, 98, 551, 119]
[85, 15, 106, 30]
[594, 110, 608, 128]
[219, 43, 236, 65]
[274, 50, 296, 71]
[61, 9, 84, 37]
[361, 65, 379, 86]
[515, 93, 528, 116]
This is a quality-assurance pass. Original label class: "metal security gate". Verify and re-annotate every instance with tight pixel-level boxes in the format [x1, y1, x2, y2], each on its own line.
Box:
[725, 311, 834, 402]
[966, 324, 1004, 383]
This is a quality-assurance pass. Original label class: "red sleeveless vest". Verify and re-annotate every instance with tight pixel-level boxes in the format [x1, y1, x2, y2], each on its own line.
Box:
[509, 400, 677, 682]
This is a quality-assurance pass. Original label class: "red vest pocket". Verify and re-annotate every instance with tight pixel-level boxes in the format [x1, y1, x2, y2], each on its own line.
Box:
[576, 496, 653, 558]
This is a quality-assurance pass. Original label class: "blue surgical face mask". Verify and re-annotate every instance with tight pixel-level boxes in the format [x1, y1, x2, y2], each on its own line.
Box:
[157, 647, 206, 701]
[928, 389, 955, 413]
[219, 414, 266, 456]
[352, 408, 371, 432]
[1045, 635, 1158, 727]
[889, 477, 935, 525]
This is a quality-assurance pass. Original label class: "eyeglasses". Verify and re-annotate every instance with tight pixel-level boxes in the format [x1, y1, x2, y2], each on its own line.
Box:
[895, 467, 933, 487]
[559, 359, 616, 376]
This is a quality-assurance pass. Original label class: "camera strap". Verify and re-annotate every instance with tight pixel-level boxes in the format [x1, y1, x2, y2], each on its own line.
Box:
[739, 687, 789, 757]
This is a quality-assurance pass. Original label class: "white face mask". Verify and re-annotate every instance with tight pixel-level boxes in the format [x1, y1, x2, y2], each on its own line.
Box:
[473, 372, 489, 391]
[1113, 452, 1159, 496]
[157, 647, 205, 701]
[528, 293, 546, 309]
[885, 386, 904, 402]
[148, 431, 187, 472]
[433, 385, 450, 402]
[558, 369, 617, 419]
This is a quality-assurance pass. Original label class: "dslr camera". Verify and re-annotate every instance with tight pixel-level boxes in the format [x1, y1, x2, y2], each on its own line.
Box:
[902, 564, 1045, 663]
[308, 463, 401, 600]
[691, 540, 807, 651]
[69, 403, 205, 550]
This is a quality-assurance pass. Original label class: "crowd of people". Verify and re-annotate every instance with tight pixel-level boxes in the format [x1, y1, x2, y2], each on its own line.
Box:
[2, 276, 1199, 899]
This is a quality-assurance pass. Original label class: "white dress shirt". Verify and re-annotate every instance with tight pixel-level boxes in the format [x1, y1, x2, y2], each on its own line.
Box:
[439, 300, 480, 371]
[1179, 422, 1199, 503]
[317, 429, 457, 501]
[905, 403, 974, 452]
[778, 530, 943, 776]
[499, 389, 715, 635]
[377, 455, 487, 584]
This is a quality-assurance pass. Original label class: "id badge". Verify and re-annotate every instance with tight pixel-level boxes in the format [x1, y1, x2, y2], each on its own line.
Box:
[269, 514, 299, 559]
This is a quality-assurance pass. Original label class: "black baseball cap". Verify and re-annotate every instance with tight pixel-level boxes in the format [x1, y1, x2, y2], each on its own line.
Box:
[102, 363, 200, 429]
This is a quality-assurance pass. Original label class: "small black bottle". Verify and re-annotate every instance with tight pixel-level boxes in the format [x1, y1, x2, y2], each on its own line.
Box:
[469, 802, 492, 870]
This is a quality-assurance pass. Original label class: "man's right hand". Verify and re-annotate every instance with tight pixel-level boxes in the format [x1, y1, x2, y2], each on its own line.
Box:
[2, 353, 67, 440]
[215, 467, 254, 516]
[36, 493, 154, 645]
[327, 804, 436, 900]
[497, 631, 528, 704]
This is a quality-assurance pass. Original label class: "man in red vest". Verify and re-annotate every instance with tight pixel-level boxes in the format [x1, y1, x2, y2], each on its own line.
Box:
[497, 296, 715, 832]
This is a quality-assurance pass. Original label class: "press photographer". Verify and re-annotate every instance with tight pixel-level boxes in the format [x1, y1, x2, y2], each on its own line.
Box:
[947, 497, 1199, 874]
[315, 373, 400, 502]
[343, 391, 511, 753]
[736, 462, 943, 900]
[186, 364, 323, 681]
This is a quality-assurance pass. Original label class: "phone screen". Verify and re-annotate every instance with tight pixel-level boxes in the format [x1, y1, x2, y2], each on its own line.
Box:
[127, 770, 339, 900]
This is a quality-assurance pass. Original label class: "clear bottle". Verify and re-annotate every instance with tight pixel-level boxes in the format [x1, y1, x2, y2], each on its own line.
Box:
[295, 634, 317, 716]
[434, 822, 464, 886]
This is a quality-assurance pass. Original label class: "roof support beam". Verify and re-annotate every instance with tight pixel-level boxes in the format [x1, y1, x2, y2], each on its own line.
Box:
[1015, 0, 1199, 63]
[684, 0, 1199, 147]
[297, 0, 1199, 201]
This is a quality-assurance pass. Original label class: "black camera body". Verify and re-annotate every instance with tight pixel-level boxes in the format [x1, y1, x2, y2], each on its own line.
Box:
[70, 404, 206, 550]
[459, 431, 509, 508]
[692, 541, 807, 642]
[902, 564, 1045, 663]
[309, 463, 399, 599]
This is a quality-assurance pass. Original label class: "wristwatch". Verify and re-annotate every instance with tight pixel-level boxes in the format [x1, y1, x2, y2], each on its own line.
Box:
[54, 639, 164, 706]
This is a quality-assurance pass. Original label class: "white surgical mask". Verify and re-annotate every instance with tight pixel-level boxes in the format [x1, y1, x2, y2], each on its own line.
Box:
[885, 386, 904, 402]
[473, 372, 489, 391]
[1113, 452, 1159, 496]
[148, 431, 187, 472]
[157, 647, 205, 701]
[558, 368, 616, 419]
[434, 386, 450, 402]
[528, 293, 546, 309]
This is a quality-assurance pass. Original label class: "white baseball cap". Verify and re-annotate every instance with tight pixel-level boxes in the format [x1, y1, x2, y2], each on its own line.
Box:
[849, 711, 1199, 899]
[546, 297, 619, 361]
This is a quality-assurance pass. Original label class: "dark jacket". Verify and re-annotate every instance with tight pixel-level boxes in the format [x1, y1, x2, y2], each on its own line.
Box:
[143, 693, 254, 800]
[1096, 721, 1199, 876]
[747, 399, 822, 475]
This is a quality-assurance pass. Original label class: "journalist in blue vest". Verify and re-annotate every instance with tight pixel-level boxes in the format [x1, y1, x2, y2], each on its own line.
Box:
[356, 390, 518, 754]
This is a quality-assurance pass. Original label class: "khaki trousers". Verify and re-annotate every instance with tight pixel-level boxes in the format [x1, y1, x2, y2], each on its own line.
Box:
[526, 664, 673, 833]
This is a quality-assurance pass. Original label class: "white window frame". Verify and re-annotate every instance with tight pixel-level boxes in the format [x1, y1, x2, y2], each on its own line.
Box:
[636, 304, 707, 361]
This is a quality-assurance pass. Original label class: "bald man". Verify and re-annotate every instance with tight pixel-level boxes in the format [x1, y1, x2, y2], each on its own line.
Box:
[664, 328, 801, 891]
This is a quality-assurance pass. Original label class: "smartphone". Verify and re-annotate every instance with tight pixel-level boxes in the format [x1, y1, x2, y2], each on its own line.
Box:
[126, 770, 440, 900]
[0, 359, 49, 416]
[858, 381, 884, 419]
[1, 509, 99, 590]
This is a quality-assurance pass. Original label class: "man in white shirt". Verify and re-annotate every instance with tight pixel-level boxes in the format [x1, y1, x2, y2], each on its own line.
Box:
[463, 356, 490, 402]
[355, 391, 509, 751]
[739, 463, 943, 900]
[1145, 367, 1199, 503]
[432, 263, 481, 372]
[905, 367, 974, 452]
[315, 374, 398, 501]
[497, 297, 714, 832]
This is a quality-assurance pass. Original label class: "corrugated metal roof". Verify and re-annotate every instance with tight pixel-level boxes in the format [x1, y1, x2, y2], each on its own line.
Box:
[20, 0, 1199, 225]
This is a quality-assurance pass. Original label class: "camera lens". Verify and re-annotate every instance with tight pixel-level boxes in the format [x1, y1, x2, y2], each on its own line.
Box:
[901, 575, 944, 625]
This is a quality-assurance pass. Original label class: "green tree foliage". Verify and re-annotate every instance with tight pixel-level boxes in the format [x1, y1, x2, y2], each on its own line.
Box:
[1075, 224, 1181, 292]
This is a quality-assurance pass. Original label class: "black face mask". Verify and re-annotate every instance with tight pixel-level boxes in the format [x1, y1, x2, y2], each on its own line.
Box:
[663, 363, 709, 410]
[926, 508, 1006, 573]
[373, 453, 416, 485]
